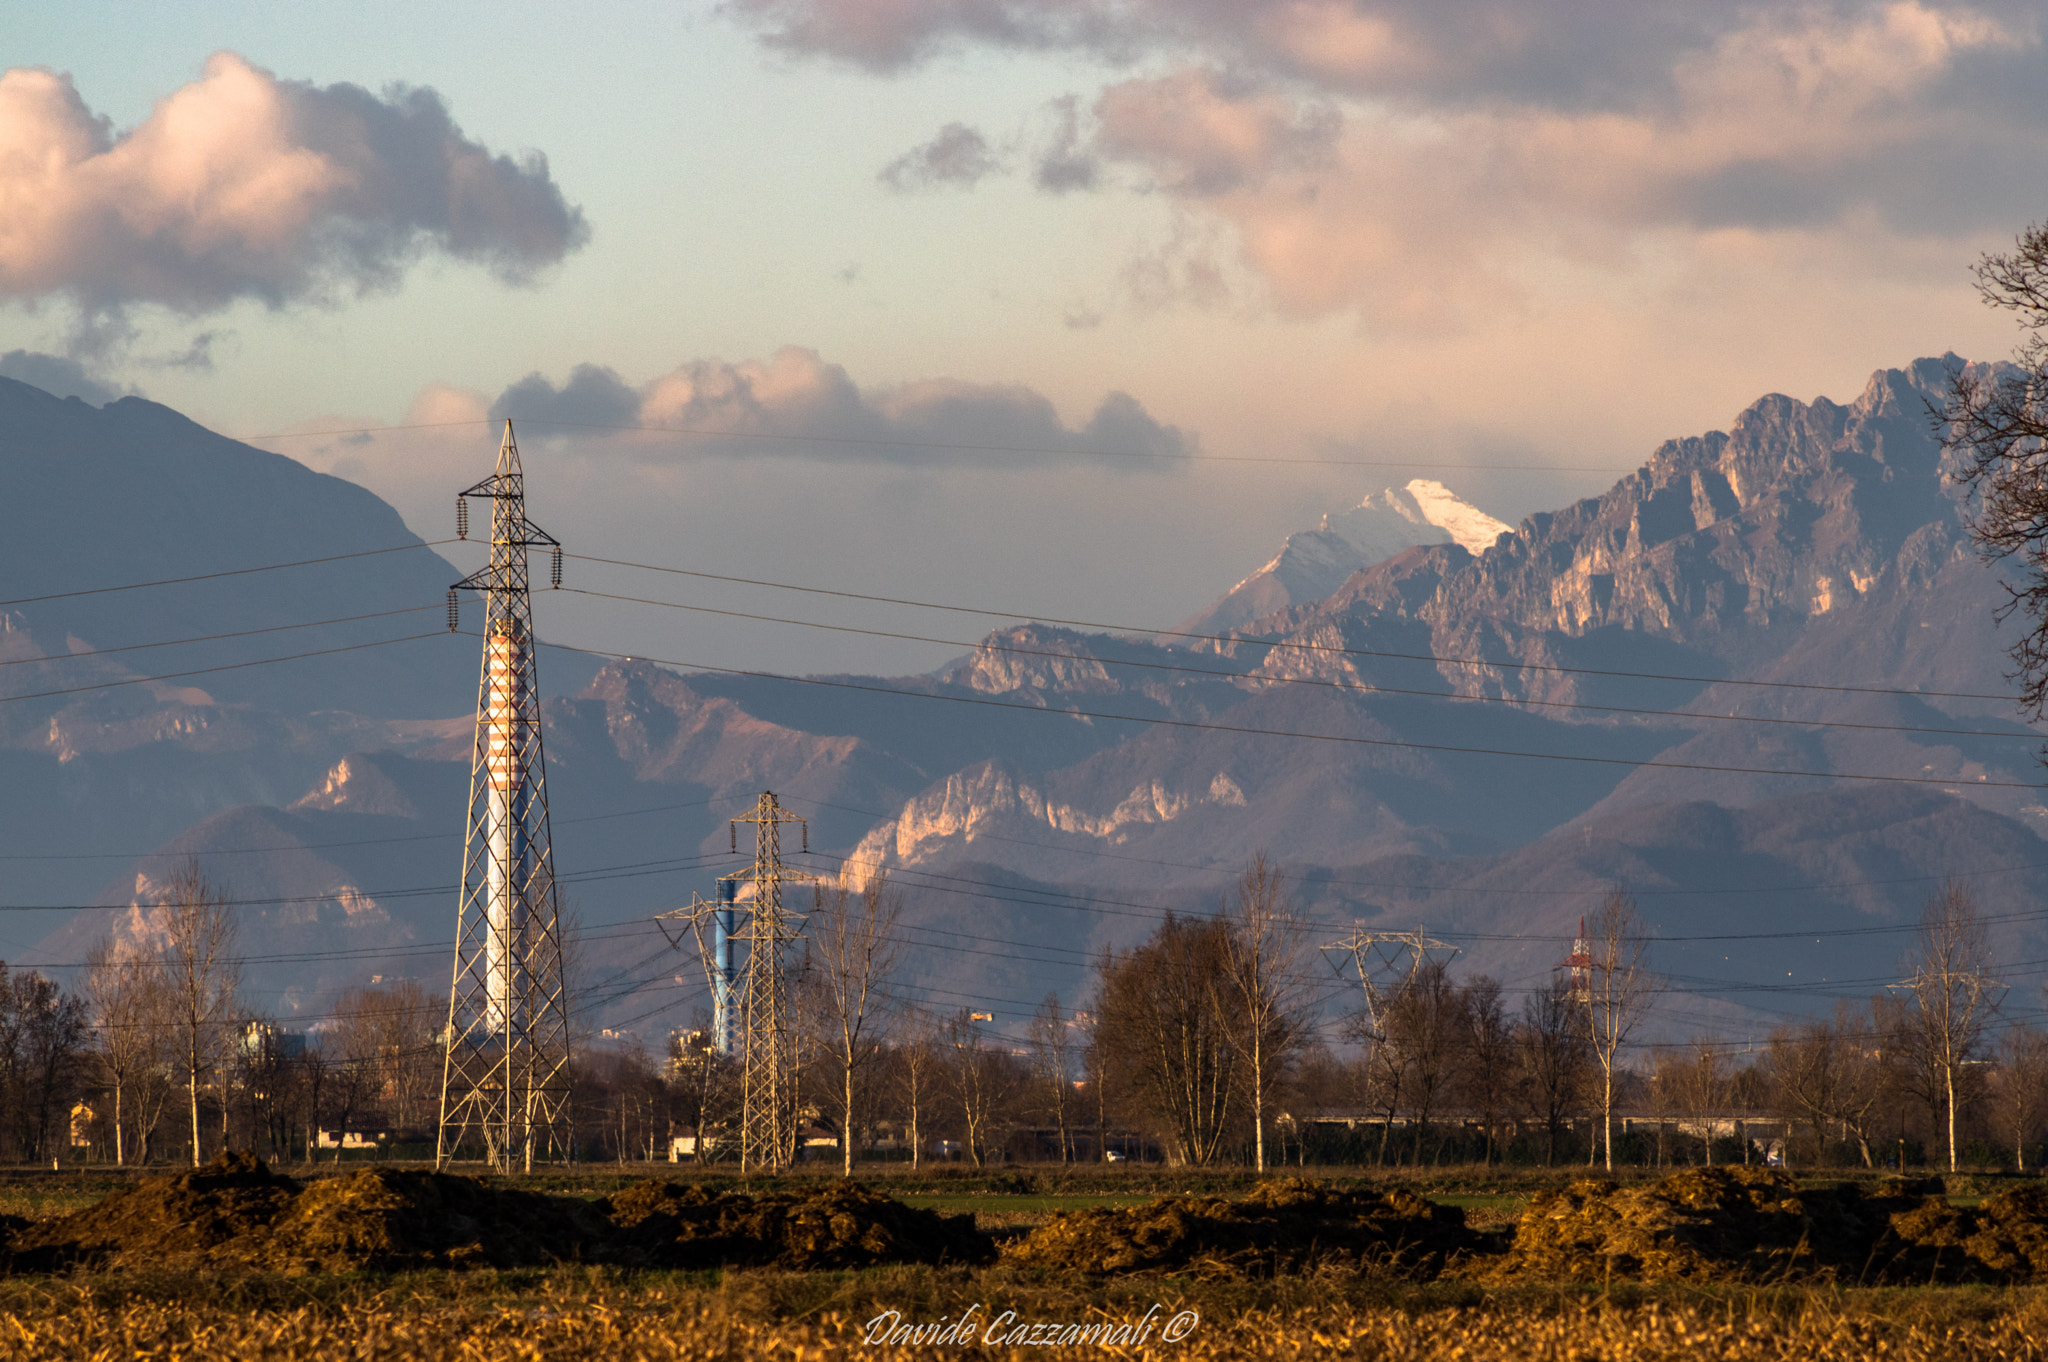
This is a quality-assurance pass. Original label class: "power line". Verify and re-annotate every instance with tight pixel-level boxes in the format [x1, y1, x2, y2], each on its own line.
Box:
[232, 415, 1638, 474]
[0, 540, 457, 609]
[0, 851, 730, 915]
[564, 585, 2040, 743]
[797, 793, 2048, 905]
[0, 796, 720, 863]
[0, 604, 438, 670]
[538, 638, 2048, 790]
[0, 631, 446, 706]
[566, 552, 2023, 705]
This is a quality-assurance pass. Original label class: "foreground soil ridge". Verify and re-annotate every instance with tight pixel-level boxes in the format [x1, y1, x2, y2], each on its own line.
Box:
[9, 1156, 2048, 1285]
[0, 1152, 990, 1274]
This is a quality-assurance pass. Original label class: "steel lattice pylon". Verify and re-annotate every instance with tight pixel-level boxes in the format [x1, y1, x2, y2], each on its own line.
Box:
[727, 792, 815, 1172]
[1322, 926, 1460, 1039]
[436, 420, 570, 1173]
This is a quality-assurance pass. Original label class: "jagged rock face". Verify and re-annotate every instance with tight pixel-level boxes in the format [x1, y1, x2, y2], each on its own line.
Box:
[938, 626, 1123, 696]
[1429, 363, 1957, 640]
[291, 754, 420, 818]
[846, 759, 1249, 880]
[1228, 359, 1994, 706]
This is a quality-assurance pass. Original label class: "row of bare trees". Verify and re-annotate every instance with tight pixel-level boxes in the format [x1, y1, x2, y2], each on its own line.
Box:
[631, 859, 2032, 1173]
[60, 864, 450, 1166]
[21, 852, 2027, 1172]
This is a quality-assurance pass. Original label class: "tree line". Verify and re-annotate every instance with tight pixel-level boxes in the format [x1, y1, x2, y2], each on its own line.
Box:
[4, 857, 2032, 1172]
[653, 860, 2030, 1174]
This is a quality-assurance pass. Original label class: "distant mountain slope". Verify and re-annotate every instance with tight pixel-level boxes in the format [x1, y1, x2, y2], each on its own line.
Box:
[0, 376, 468, 719]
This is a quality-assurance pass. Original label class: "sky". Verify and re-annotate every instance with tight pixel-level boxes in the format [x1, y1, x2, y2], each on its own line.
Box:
[4, 0, 2046, 677]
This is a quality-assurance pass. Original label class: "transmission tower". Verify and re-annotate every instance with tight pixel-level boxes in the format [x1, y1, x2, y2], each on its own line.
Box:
[1559, 916, 1593, 1006]
[726, 792, 816, 1171]
[1322, 926, 1460, 1039]
[655, 876, 741, 1058]
[436, 420, 570, 1173]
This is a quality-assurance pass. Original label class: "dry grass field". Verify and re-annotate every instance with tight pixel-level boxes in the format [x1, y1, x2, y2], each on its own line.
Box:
[4, 1279, 2048, 1360]
[6, 1162, 2048, 1358]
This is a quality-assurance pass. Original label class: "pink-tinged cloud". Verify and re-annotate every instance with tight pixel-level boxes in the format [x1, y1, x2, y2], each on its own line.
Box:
[1096, 69, 1337, 196]
[749, 0, 2048, 322]
[0, 52, 587, 315]
[1097, 6, 2043, 319]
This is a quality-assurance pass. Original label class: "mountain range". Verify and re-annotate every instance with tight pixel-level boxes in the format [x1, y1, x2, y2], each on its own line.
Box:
[4, 358, 2043, 1042]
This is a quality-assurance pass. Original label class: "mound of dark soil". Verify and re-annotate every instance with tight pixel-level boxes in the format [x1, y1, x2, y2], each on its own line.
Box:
[1003, 1177, 1470, 1280]
[2, 1154, 987, 1275]
[1480, 1166, 2048, 1285]
[6, 1151, 300, 1272]
[258, 1167, 604, 1271]
[602, 1180, 991, 1269]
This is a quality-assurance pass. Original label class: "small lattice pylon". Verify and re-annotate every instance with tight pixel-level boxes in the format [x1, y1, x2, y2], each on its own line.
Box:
[726, 792, 816, 1172]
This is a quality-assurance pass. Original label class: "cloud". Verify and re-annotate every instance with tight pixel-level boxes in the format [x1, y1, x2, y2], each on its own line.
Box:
[491, 363, 639, 428]
[1033, 95, 1101, 193]
[0, 52, 588, 316]
[490, 346, 1192, 466]
[723, 0, 1123, 72]
[730, 1, 2048, 323]
[1095, 68, 1338, 196]
[0, 349, 127, 405]
[880, 122, 1002, 189]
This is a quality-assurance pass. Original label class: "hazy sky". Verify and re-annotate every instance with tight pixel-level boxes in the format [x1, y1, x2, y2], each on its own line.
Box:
[5, 1, 2045, 676]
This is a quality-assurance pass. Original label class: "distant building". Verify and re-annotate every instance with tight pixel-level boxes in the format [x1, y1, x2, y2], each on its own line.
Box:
[669, 1129, 724, 1160]
[69, 1101, 94, 1147]
[242, 1020, 306, 1060]
[315, 1129, 385, 1150]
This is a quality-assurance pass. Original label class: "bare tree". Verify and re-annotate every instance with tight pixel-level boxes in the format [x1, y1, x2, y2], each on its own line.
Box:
[82, 938, 168, 1167]
[1996, 1022, 2048, 1171]
[359, 979, 439, 1132]
[1770, 1002, 1886, 1168]
[1939, 224, 2048, 716]
[667, 1019, 732, 1164]
[894, 1005, 943, 1169]
[942, 1009, 1013, 1167]
[157, 864, 242, 1166]
[1077, 1005, 1115, 1164]
[1093, 914, 1238, 1167]
[1382, 959, 1465, 1165]
[1518, 974, 1589, 1166]
[325, 986, 389, 1159]
[1027, 992, 1077, 1163]
[1674, 1037, 1732, 1166]
[805, 873, 901, 1176]
[1354, 1003, 1407, 1168]
[1582, 888, 1653, 1172]
[1215, 854, 1309, 1174]
[1898, 882, 2003, 1172]
[0, 965, 90, 1161]
[1459, 975, 1516, 1166]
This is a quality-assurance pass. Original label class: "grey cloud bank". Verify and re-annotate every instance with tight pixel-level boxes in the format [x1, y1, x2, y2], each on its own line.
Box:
[490, 346, 1192, 468]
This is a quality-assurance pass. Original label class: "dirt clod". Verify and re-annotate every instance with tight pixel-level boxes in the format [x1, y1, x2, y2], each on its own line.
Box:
[1002, 1176, 1470, 1279]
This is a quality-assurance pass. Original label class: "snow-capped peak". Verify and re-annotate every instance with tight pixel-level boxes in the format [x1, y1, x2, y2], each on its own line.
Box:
[1322, 478, 1510, 559]
[1174, 478, 1514, 636]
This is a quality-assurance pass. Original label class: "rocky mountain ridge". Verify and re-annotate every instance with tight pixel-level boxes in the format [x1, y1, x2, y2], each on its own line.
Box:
[8, 357, 2044, 1038]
